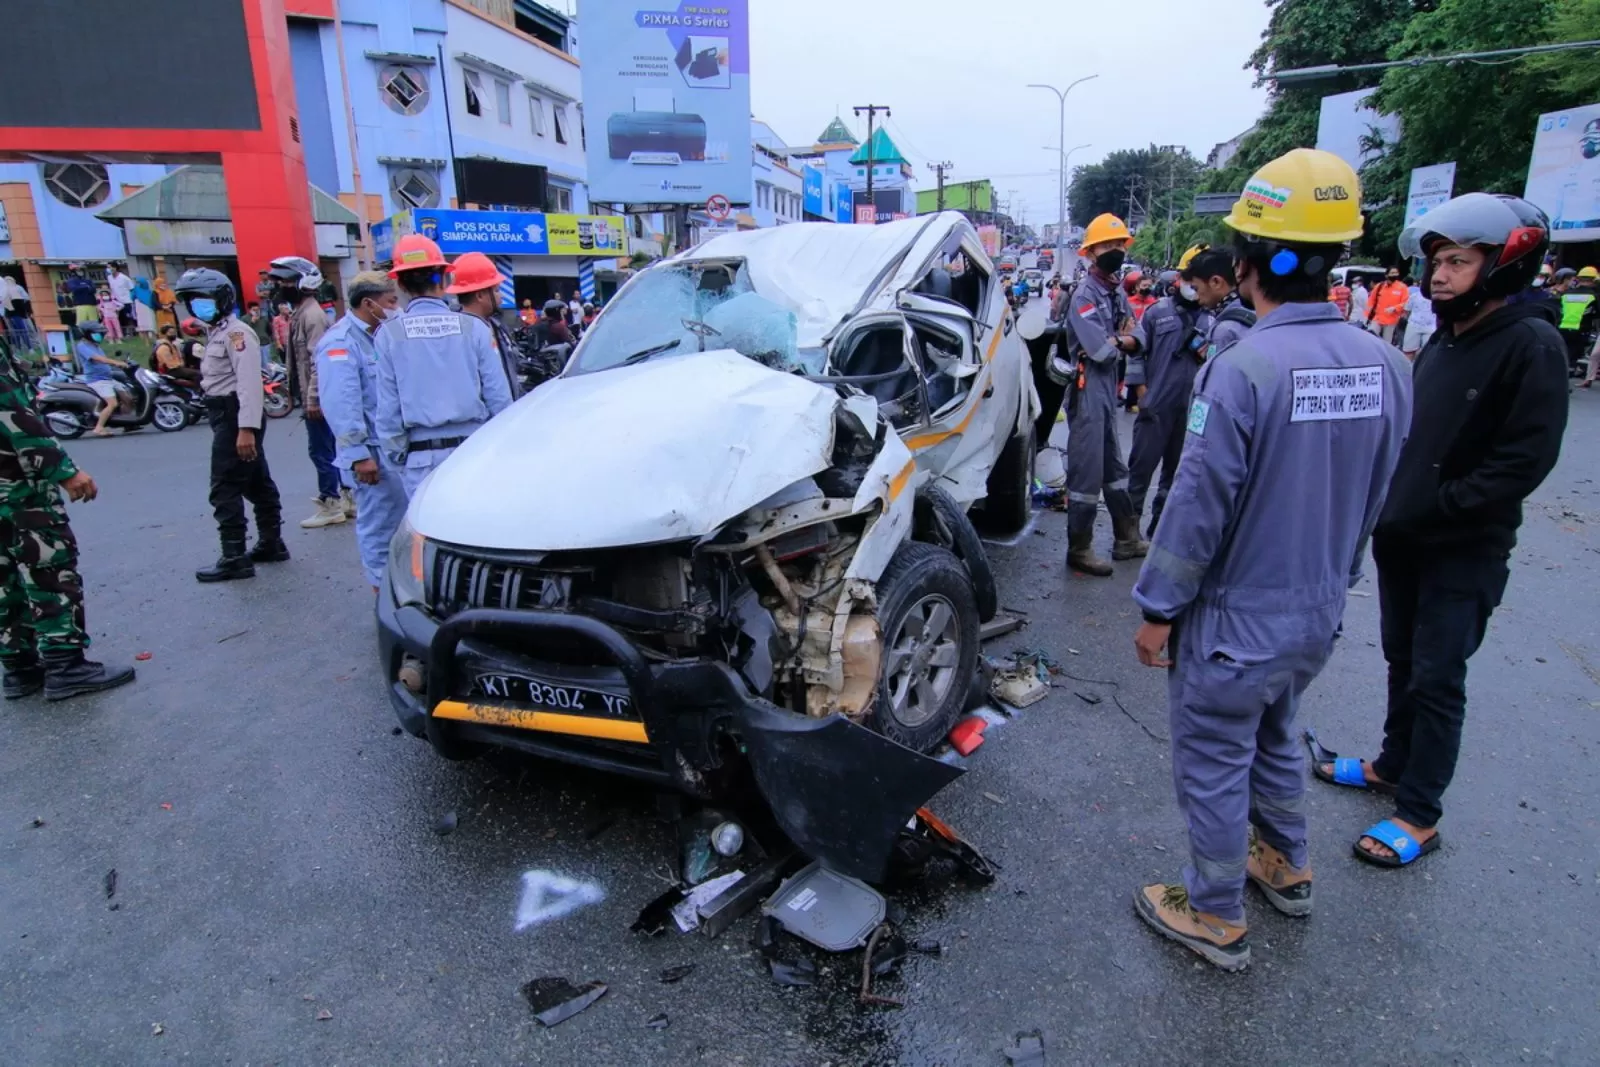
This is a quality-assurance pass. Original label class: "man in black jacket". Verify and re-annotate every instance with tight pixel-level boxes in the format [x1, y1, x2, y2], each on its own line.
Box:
[1315, 194, 1569, 868]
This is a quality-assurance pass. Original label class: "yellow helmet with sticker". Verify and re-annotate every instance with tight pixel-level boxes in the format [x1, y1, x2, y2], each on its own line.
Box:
[1224, 148, 1363, 244]
[1177, 244, 1209, 271]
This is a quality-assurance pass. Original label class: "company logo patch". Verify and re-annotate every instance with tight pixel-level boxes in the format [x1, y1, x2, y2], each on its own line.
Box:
[1290, 365, 1385, 422]
[1187, 397, 1210, 437]
[229, 331, 247, 353]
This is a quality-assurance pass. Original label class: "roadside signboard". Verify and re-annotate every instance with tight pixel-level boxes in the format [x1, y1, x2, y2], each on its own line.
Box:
[1524, 102, 1600, 242]
[1403, 162, 1456, 228]
[706, 194, 731, 220]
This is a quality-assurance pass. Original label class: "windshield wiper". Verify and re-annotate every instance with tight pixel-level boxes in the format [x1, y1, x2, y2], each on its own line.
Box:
[620, 339, 682, 366]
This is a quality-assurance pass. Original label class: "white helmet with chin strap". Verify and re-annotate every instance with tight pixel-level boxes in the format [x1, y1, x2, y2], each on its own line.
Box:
[267, 255, 323, 293]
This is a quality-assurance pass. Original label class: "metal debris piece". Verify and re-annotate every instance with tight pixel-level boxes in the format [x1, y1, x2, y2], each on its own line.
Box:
[658, 964, 695, 984]
[1004, 1030, 1046, 1065]
[672, 870, 744, 933]
[1074, 691, 1102, 705]
[858, 924, 903, 1008]
[979, 615, 1026, 642]
[104, 868, 117, 900]
[763, 862, 887, 952]
[521, 978, 608, 1027]
[646, 1012, 670, 1030]
[697, 853, 792, 939]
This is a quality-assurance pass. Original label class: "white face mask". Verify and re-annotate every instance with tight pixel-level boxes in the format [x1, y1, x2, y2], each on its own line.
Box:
[379, 305, 402, 322]
[1179, 283, 1199, 302]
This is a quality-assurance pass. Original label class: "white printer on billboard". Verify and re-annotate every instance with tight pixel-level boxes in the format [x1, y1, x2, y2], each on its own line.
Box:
[580, 2, 753, 206]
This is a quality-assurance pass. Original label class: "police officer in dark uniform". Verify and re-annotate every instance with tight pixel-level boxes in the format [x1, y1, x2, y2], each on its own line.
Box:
[174, 269, 287, 582]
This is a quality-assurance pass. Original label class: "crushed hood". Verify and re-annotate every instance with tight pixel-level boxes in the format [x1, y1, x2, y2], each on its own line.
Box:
[409, 350, 840, 551]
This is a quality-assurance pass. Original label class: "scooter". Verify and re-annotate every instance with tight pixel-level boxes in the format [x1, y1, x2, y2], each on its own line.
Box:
[38, 363, 188, 438]
[159, 372, 207, 426]
[263, 362, 293, 419]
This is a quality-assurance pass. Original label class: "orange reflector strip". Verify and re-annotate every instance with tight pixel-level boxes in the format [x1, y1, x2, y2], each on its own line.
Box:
[409, 533, 424, 583]
[888, 459, 917, 501]
[432, 699, 650, 744]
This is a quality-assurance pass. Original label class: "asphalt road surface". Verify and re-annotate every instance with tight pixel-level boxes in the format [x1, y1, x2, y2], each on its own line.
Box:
[4, 393, 1600, 1065]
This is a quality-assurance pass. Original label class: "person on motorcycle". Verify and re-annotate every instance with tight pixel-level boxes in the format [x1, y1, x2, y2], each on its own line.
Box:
[175, 267, 287, 582]
[445, 252, 522, 400]
[532, 299, 573, 349]
[153, 324, 200, 385]
[315, 271, 408, 591]
[1012, 275, 1030, 303]
[74, 322, 132, 437]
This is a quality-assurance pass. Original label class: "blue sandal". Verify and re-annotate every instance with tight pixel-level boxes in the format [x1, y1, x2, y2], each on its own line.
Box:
[1305, 729, 1396, 795]
[1353, 819, 1441, 868]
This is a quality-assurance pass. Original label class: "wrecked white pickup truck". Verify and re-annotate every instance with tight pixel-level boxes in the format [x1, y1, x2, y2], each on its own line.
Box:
[377, 213, 1039, 880]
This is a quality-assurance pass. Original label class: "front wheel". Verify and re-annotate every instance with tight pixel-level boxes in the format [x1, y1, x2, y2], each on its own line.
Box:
[44, 410, 86, 440]
[263, 390, 292, 419]
[153, 401, 187, 432]
[864, 541, 980, 753]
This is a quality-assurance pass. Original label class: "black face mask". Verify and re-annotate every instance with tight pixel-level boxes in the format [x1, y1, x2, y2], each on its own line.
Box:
[1095, 249, 1126, 274]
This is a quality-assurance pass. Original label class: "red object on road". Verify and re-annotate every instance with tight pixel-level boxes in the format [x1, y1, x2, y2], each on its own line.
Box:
[948, 717, 988, 756]
[135, 651, 153, 661]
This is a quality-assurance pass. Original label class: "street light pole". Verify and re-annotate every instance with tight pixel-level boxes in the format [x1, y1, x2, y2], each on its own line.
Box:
[1044, 143, 1091, 263]
[1028, 75, 1097, 272]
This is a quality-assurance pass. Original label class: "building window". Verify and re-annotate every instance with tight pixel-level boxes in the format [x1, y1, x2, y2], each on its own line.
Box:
[548, 185, 573, 213]
[857, 168, 865, 177]
[42, 163, 110, 209]
[528, 94, 547, 136]
[390, 167, 440, 210]
[464, 69, 483, 116]
[578, 105, 586, 150]
[553, 105, 569, 145]
[379, 64, 429, 116]
[495, 79, 512, 126]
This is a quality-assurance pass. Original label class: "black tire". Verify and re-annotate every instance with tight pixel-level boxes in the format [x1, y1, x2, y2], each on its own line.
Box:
[44, 410, 85, 440]
[263, 391, 292, 419]
[983, 419, 1035, 536]
[865, 541, 981, 753]
[153, 401, 187, 432]
[914, 486, 999, 623]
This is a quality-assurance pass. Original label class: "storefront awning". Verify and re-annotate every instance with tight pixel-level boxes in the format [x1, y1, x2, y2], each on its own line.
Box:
[96, 165, 358, 227]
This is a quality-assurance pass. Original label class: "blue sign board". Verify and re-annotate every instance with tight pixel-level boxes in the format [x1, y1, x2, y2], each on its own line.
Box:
[833, 180, 852, 224]
[413, 209, 553, 255]
[372, 217, 394, 263]
[578, 1, 753, 206]
[802, 165, 825, 217]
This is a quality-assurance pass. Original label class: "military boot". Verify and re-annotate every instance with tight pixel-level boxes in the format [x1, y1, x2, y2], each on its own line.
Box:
[42, 651, 136, 702]
[3, 655, 45, 699]
[1112, 515, 1151, 561]
[1067, 529, 1113, 577]
[248, 534, 291, 564]
[197, 539, 255, 583]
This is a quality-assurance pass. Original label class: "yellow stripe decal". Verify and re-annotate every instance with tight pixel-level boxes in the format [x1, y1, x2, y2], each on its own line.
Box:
[433, 699, 650, 744]
[887, 459, 917, 501]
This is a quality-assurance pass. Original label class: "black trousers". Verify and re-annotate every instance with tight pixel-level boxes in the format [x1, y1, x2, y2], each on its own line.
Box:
[1372, 538, 1510, 828]
[1127, 400, 1185, 532]
[1026, 332, 1067, 450]
[206, 396, 282, 547]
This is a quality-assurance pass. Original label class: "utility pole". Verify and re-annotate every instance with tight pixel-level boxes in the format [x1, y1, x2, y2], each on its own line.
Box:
[1124, 175, 1143, 227]
[928, 161, 954, 211]
[853, 104, 890, 222]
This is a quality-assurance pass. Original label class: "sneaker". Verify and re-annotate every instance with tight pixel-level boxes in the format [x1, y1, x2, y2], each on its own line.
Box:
[300, 497, 347, 529]
[340, 487, 357, 519]
[1134, 883, 1250, 971]
[1247, 828, 1313, 917]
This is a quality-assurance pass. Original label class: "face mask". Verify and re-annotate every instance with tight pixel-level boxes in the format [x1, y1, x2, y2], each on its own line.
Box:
[1178, 283, 1199, 303]
[1532, 277, 1546, 288]
[1095, 249, 1126, 274]
[189, 297, 219, 323]
[1431, 289, 1487, 324]
[380, 306, 402, 322]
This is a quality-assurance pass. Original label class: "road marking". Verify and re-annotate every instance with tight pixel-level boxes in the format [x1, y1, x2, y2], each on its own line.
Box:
[515, 870, 605, 931]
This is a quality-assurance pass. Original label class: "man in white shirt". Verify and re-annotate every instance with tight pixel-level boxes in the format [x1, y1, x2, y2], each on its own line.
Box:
[1348, 279, 1370, 324]
[105, 263, 135, 335]
[1400, 282, 1437, 361]
[567, 290, 584, 323]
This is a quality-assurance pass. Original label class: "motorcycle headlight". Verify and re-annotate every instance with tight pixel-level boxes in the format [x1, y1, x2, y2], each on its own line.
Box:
[388, 518, 427, 608]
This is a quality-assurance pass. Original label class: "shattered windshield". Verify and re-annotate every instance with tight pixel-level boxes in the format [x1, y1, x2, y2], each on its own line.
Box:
[569, 261, 818, 375]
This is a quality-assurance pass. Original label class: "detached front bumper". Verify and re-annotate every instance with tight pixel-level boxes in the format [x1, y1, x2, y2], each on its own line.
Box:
[376, 586, 962, 882]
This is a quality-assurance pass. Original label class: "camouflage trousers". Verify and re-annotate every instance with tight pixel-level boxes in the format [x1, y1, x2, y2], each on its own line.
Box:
[0, 492, 87, 662]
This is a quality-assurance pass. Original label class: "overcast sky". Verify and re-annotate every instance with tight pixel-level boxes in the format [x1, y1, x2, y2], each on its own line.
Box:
[747, 0, 1273, 224]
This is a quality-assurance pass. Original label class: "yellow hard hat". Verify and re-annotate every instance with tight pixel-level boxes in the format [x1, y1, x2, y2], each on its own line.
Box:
[1177, 244, 1209, 271]
[1579, 265, 1599, 281]
[1224, 148, 1363, 244]
[1081, 213, 1133, 249]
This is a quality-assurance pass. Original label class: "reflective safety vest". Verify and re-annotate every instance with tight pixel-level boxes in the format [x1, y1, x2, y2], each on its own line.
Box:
[1560, 291, 1595, 331]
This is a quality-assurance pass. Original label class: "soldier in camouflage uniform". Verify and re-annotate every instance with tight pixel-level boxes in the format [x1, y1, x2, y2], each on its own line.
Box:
[0, 335, 136, 700]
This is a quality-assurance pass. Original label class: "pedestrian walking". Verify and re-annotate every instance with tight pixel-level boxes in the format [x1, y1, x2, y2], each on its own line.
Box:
[315, 272, 408, 591]
[1062, 212, 1146, 576]
[106, 263, 136, 336]
[1348, 277, 1370, 324]
[1130, 148, 1413, 970]
[446, 252, 523, 400]
[375, 234, 513, 498]
[175, 268, 288, 583]
[267, 256, 349, 528]
[1366, 267, 1410, 343]
[1400, 281, 1436, 360]
[0, 335, 135, 701]
[1313, 193, 1568, 869]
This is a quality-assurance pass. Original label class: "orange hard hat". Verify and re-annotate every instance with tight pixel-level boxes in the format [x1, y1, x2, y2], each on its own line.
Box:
[444, 252, 506, 294]
[388, 233, 449, 276]
[1081, 213, 1133, 250]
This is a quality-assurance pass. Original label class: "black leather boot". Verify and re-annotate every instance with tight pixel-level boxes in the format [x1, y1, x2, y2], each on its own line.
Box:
[3, 655, 44, 699]
[248, 536, 291, 563]
[42, 651, 136, 702]
[197, 539, 255, 583]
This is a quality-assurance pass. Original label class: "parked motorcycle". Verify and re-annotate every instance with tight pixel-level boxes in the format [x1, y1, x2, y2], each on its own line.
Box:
[38, 364, 188, 438]
[159, 372, 207, 426]
[263, 362, 293, 419]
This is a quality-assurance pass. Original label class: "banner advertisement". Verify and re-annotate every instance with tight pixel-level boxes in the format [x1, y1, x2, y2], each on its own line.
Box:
[977, 225, 1001, 258]
[1524, 102, 1600, 242]
[1403, 162, 1456, 228]
[376, 210, 625, 258]
[802, 165, 825, 217]
[579, 2, 753, 206]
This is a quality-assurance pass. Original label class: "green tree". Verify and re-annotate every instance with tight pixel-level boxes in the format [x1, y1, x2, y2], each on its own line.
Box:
[1524, 0, 1600, 103]
[1362, 0, 1561, 257]
[1068, 145, 1201, 228]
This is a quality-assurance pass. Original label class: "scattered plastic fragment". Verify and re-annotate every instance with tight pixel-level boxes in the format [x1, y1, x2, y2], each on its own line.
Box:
[646, 1012, 670, 1030]
[763, 862, 886, 951]
[1004, 1030, 1046, 1066]
[631, 887, 687, 937]
[911, 938, 943, 956]
[433, 811, 458, 836]
[658, 964, 695, 984]
[315, 1009, 333, 1022]
[1074, 691, 1102, 706]
[134, 651, 153, 661]
[30, 817, 44, 828]
[521, 978, 608, 1027]
[948, 716, 988, 756]
[868, 927, 909, 977]
[104, 868, 117, 900]
[671, 870, 744, 933]
[753, 915, 782, 958]
[151, 1023, 164, 1036]
[982, 792, 1005, 806]
[768, 958, 817, 987]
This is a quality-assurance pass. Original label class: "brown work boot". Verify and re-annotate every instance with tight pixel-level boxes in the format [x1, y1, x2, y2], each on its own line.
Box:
[1067, 529, 1113, 577]
[1111, 515, 1150, 561]
[1134, 883, 1250, 971]
[1247, 827, 1313, 917]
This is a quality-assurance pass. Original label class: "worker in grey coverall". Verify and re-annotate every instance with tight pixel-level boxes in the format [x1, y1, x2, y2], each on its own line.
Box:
[374, 234, 513, 498]
[1063, 213, 1146, 576]
[1126, 283, 1211, 538]
[1128, 147, 1414, 971]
